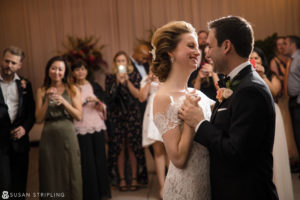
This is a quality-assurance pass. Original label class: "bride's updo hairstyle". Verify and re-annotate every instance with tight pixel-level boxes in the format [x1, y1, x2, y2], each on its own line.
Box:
[151, 21, 197, 82]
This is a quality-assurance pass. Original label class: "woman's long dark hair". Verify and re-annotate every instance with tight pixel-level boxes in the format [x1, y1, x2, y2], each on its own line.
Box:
[42, 56, 76, 95]
[253, 47, 272, 80]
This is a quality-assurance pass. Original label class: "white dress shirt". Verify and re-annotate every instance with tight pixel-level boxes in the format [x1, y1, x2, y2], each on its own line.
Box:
[0, 73, 20, 123]
[131, 57, 147, 78]
[195, 61, 251, 132]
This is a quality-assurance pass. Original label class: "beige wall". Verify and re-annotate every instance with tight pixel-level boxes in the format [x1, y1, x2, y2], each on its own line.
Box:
[0, 0, 299, 140]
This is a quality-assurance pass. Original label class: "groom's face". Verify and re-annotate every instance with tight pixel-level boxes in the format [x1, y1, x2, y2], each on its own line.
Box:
[206, 29, 226, 74]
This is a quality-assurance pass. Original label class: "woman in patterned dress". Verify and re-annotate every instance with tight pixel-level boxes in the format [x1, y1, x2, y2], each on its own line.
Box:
[105, 51, 147, 191]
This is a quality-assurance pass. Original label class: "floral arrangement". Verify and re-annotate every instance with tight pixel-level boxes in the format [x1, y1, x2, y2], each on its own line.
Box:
[62, 36, 107, 72]
[255, 32, 278, 62]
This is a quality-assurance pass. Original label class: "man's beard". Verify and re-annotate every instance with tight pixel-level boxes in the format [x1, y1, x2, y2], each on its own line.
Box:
[214, 62, 226, 74]
[1, 68, 15, 79]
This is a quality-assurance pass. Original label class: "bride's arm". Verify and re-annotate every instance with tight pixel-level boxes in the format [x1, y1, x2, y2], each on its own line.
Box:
[163, 123, 194, 169]
[153, 95, 194, 169]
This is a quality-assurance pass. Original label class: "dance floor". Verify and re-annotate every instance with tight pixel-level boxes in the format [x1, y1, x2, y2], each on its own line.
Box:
[26, 146, 300, 200]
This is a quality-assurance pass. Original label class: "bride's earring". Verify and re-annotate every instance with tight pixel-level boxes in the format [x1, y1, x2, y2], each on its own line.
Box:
[170, 56, 175, 64]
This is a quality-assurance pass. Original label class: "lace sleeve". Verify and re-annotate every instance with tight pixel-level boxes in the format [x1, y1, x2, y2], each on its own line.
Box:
[153, 97, 182, 136]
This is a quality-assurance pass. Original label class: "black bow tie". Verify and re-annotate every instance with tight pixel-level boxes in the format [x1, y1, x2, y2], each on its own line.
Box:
[218, 75, 230, 88]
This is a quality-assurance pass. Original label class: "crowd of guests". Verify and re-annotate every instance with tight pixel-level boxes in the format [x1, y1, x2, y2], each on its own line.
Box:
[0, 30, 299, 200]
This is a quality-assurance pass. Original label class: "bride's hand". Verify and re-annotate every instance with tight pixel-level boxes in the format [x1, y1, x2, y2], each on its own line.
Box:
[187, 89, 200, 106]
[178, 94, 204, 128]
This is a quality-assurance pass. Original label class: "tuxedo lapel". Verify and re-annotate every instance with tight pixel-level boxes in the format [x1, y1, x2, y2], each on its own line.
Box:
[16, 79, 23, 119]
[211, 98, 230, 123]
[210, 102, 219, 122]
[0, 86, 4, 105]
[211, 65, 253, 123]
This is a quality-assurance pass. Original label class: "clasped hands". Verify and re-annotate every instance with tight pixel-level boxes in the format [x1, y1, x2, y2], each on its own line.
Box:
[178, 90, 205, 128]
[10, 126, 26, 140]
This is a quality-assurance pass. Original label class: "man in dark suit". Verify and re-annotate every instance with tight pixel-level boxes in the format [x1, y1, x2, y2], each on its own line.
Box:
[0, 46, 35, 197]
[130, 43, 150, 116]
[131, 43, 150, 84]
[179, 16, 278, 200]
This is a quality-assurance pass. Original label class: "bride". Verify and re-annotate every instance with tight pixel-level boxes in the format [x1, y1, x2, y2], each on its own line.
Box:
[152, 21, 214, 199]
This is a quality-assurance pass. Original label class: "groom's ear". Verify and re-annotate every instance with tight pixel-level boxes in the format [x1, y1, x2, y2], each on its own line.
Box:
[222, 40, 232, 55]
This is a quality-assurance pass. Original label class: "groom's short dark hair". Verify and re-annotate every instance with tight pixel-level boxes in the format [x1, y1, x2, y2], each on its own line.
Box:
[208, 16, 254, 58]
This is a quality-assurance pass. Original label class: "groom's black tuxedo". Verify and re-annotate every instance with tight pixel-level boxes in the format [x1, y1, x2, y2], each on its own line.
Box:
[195, 65, 278, 200]
[0, 78, 35, 195]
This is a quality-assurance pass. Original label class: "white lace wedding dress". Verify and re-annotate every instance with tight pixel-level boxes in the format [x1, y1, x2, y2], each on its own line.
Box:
[153, 89, 214, 200]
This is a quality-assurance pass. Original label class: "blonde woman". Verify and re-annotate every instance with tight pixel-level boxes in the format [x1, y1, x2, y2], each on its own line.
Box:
[105, 51, 147, 191]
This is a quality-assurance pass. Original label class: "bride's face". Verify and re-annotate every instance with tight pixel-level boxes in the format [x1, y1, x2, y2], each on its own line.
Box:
[172, 33, 201, 71]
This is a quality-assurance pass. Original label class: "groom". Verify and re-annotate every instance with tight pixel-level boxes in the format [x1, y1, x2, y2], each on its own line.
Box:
[179, 16, 278, 200]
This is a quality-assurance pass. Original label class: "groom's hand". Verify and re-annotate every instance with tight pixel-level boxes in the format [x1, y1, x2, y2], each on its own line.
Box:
[178, 93, 204, 128]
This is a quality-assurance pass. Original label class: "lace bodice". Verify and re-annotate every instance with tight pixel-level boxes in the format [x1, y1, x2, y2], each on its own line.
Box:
[154, 90, 213, 136]
[153, 89, 213, 200]
[153, 96, 183, 135]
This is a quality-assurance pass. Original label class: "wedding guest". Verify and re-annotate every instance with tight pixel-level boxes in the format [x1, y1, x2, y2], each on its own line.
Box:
[270, 36, 290, 82]
[0, 46, 35, 199]
[130, 43, 150, 121]
[251, 47, 294, 200]
[197, 30, 208, 49]
[285, 36, 300, 172]
[71, 60, 111, 200]
[270, 36, 299, 171]
[139, 68, 168, 199]
[105, 51, 147, 191]
[35, 56, 82, 200]
[131, 43, 150, 80]
[188, 44, 220, 101]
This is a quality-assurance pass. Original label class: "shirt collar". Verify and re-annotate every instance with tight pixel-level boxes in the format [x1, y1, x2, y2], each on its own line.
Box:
[131, 57, 142, 66]
[228, 61, 251, 80]
[0, 73, 20, 82]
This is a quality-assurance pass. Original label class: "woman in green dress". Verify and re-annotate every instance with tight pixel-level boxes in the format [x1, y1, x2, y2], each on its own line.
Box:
[35, 56, 82, 200]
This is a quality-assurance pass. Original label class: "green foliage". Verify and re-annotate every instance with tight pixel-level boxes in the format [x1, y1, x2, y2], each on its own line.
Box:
[255, 33, 278, 62]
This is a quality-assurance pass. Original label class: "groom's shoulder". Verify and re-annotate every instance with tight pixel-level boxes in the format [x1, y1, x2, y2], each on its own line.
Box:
[234, 72, 273, 103]
[240, 72, 271, 93]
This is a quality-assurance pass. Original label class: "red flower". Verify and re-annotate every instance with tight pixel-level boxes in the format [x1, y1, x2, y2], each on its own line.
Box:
[21, 79, 27, 89]
[89, 55, 95, 61]
[79, 50, 84, 56]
